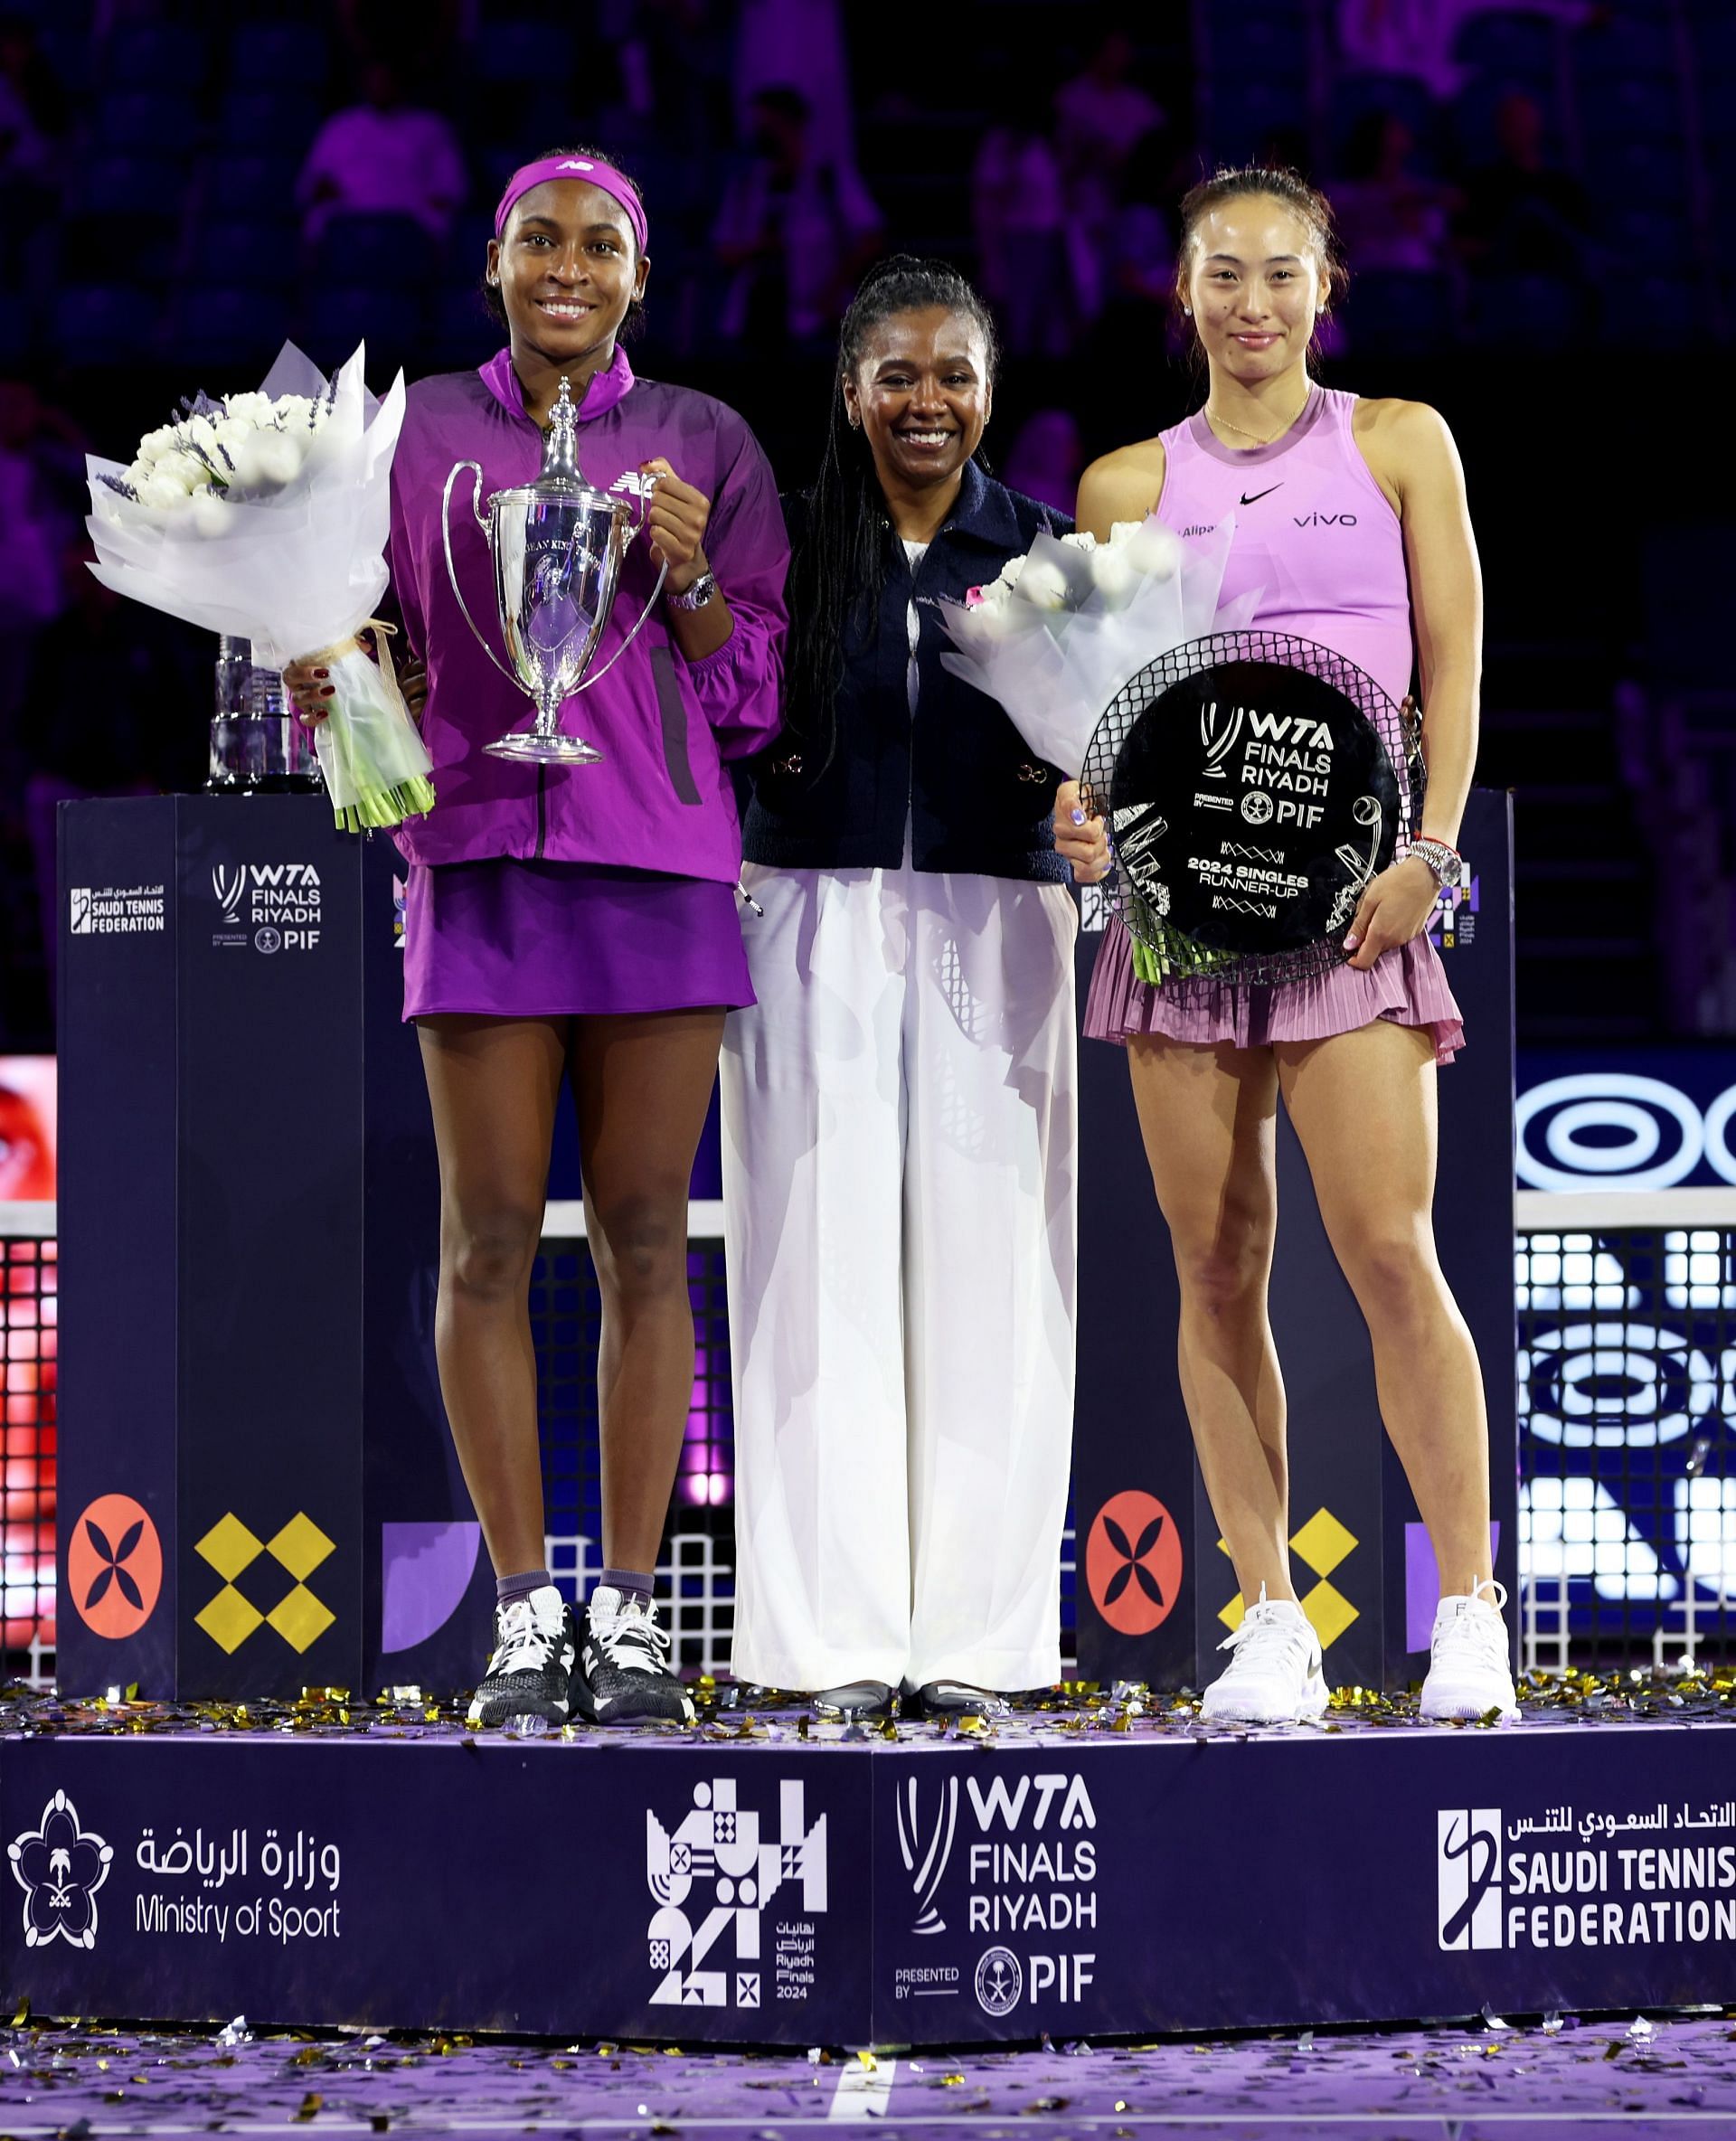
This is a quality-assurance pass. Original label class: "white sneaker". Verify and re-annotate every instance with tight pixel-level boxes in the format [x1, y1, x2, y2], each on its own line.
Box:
[1201, 1588, 1329, 1723]
[1421, 1577, 1520, 1721]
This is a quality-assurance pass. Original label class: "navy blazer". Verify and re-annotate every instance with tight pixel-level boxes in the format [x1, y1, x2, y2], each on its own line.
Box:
[741, 460, 1073, 880]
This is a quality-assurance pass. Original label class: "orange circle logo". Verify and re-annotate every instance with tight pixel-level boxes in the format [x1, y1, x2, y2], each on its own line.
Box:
[1086, 1490, 1183, 1635]
[68, 1495, 163, 1640]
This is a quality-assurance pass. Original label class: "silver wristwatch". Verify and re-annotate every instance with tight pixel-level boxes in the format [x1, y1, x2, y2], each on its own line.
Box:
[1410, 836, 1466, 888]
[666, 571, 718, 612]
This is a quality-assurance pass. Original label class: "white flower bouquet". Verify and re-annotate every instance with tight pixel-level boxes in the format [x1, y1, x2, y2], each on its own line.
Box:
[85, 342, 435, 834]
[937, 513, 1258, 778]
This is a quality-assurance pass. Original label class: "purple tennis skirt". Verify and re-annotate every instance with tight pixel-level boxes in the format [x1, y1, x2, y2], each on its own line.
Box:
[401, 856, 754, 1021]
[1083, 920, 1465, 1066]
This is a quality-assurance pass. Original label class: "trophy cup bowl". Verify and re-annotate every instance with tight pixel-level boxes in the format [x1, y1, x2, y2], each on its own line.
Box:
[441, 375, 666, 766]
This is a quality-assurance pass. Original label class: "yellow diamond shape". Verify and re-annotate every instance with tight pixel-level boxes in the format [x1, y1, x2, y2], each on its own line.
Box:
[196, 1583, 264, 1654]
[268, 1583, 335, 1654]
[195, 1513, 264, 1581]
[1300, 1578, 1359, 1650]
[268, 1513, 335, 1581]
[1291, 1506, 1357, 1580]
[1219, 1591, 1245, 1633]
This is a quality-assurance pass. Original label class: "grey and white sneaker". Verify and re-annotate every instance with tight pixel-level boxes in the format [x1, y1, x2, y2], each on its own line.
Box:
[466, 1585, 575, 1730]
[1201, 1588, 1329, 1724]
[1421, 1576, 1520, 1721]
[574, 1587, 696, 1725]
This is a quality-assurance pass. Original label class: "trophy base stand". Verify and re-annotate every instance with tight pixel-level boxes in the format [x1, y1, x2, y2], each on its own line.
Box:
[485, 731, 604, 766]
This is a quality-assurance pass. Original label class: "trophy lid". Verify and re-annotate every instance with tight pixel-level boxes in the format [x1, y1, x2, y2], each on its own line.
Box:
[533, 376, 588, 495]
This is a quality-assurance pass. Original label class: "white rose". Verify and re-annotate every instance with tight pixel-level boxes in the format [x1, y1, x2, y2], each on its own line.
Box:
[137, 425, 177, 467]
[1059, 530, 1098, 552]
[228, 429, 304, 491]
[141, 473, 193, 511]
[1017, 558, 1071, 611]
[995, 554, 1027, 591]
[189, 489, 233, 538]
[182, 414, 218, 455]
[223, 391, 273, 424]
[1121, 520, 1183, 582]
[1108, 521, 1146, 547]
[125, 460, 152, 490]
[155, 448, 208, 492]
[1087, 545, 1139, 602]
[250, 430, 306, 486]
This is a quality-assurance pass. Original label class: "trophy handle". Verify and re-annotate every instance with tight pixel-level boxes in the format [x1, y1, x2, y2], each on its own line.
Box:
[572, 558, 669, 693]
[441, 461, 524, 692]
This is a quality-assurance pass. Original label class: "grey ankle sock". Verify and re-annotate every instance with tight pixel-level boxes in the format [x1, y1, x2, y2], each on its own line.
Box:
[496, 1567, 552, 1608]
[598, 1566, 655, 1608]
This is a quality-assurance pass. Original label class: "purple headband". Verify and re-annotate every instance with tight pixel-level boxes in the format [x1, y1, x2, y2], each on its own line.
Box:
[493, 155, 647, 253]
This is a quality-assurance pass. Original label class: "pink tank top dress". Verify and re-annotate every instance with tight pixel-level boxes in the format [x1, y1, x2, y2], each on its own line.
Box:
[1082, 385, 1464, 1064]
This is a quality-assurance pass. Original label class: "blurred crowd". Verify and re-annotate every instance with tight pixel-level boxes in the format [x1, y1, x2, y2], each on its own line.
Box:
[0, 0, 1731, 1047]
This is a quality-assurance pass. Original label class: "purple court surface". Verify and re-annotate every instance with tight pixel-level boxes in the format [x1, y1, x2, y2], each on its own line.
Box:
[2, 2011, 1735, 2136]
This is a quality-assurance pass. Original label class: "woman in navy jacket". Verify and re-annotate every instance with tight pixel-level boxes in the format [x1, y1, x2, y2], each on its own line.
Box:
[722, 256, 1079, 1717]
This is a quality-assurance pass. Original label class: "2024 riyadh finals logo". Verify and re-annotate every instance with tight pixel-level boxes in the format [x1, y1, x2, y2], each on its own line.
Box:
[1439, 1803, 1736, 1955]
[646, 1777, 827, 2008]
[9, 1790, 113, 1949]
[210, 863, 323, 954]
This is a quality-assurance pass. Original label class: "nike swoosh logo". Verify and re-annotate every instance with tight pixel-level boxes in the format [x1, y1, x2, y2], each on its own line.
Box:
[1240, 484, 1283, 505]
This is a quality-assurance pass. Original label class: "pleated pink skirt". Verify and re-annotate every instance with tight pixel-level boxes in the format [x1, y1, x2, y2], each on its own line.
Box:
[1082, 920, 1465, 1066]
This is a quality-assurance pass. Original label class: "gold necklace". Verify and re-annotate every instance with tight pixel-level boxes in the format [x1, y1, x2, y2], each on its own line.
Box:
[1206, 387, 1312, 446]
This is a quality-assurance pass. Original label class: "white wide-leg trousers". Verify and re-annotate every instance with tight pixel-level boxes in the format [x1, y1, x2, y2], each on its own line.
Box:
[721, 858, 1079, 1693]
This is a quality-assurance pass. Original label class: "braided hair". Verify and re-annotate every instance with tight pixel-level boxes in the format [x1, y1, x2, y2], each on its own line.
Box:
[781, 255, 1001, 767]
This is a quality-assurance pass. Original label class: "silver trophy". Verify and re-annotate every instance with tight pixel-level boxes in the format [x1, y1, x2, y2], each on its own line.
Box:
[441, 375, 665, 763]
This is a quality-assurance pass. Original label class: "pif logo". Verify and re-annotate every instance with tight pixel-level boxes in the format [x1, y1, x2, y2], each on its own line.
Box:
[1439, 1808, 1503, 1949]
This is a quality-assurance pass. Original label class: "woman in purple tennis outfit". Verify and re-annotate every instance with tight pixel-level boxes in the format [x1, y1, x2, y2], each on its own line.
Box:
[1056, 165, 1516, 1728]
[289, 148, 788, 1731]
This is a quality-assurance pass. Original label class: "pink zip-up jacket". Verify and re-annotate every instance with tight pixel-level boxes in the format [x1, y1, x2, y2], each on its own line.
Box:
[388, 344, 788, 879]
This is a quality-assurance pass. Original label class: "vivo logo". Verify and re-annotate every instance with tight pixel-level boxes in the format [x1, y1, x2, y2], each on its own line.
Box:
[967, 1774, 1097, 1832]
[1293, 512, 1359, 527]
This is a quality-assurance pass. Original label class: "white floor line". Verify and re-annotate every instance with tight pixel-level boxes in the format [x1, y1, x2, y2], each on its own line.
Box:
[827, 2051, 899, 2118]
[17, 2111, 1736, 2136]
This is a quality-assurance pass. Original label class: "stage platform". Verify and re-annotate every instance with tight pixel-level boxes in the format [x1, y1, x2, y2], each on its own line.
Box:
[5, 1681, 1735, 2046]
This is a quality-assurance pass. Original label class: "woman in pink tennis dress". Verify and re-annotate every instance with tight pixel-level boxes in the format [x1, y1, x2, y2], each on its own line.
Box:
[1056, 165, 1516, 1729]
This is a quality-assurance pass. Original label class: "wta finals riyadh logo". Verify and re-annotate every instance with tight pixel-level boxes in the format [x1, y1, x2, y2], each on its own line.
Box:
[1199, 700, 1244, 778]
[646, 1778, 827, 2007]
[9, 1790, 114, 1949]
[1438, 1808, 1503, 1950]
[896, 1775, 958, 1935]
[212, 864, 246, 925]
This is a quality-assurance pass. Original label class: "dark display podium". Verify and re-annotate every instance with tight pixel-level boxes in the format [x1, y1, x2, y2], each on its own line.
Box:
[55, 795, 489, 1701]
[1072, 788, 1519, 1689]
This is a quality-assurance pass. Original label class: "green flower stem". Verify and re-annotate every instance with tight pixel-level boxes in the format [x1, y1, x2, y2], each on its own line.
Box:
[331, 774, 437, 835]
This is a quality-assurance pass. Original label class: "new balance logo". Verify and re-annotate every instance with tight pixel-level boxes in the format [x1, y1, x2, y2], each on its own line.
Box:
[1438, 1808, 1503, 1949]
